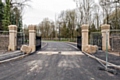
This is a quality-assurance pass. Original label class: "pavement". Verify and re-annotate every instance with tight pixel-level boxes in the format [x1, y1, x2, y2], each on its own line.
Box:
[0, 41, 120, 80]
[0, 51, 24, 61]
[0, 42, 47, 63]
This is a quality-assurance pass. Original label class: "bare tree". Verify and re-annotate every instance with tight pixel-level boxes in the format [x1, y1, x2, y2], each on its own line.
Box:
[99, 0, 120, 24]
[93, 4, 101, 29]
[74, 0, 95, 24]
[58, 9, 77, 38]
[38, 18, 56, 39]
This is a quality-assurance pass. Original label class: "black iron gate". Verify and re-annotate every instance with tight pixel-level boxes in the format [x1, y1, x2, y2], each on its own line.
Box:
[77, 36, 82, 50]
[17, 32, 24, 50]
[36, 36, 41, 50]
[90, 32, 102, 50]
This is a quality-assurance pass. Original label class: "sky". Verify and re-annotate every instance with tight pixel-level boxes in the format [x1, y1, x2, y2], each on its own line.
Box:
[23, 0, 77, 25]
[23, 0, 99, 25]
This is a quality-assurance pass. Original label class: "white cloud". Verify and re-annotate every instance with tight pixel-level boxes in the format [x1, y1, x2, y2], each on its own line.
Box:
[23, 0, 76, 25]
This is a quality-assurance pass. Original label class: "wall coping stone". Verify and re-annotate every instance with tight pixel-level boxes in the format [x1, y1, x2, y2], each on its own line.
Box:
[8, 25, 17, 30]
[81, 24, 89, 30]
[101, 24, 110, 30]
[28, 25, 36, 30]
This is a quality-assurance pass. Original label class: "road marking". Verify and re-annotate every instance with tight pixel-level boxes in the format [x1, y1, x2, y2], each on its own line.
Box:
[58, 60, 80, 68]
[27, 60, 43, 74]
[37, 51, 84, 55]
[46, 48, 57, 51]
[61, 52, 84, 55]
[37, 51, 58, 55]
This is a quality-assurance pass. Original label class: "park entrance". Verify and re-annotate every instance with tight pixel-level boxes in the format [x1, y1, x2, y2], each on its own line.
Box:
[7, 24, 114, 54]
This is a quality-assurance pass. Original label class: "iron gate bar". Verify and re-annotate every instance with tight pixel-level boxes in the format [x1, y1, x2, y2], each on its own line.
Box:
[36, 36, 41, 50]
[77, 36, 82, 50]
[17, 32, 24, 50]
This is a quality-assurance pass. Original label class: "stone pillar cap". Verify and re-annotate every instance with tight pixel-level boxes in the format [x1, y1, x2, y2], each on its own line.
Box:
[28, 25, 36, 30]
[81, 24, 89, 30]
[82, 24, 89, 26]
[8, 25, 17, 30]
[101, 24, 110, 30]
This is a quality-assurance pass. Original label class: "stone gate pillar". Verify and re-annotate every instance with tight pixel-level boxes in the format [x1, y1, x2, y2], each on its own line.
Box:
[28, 25, 36, 52]
[101, 24, 110, 51]
[8, 25, 17, 51]
[82, 24, 89, 51]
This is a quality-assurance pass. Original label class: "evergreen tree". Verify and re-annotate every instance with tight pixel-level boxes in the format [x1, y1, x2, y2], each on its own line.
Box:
[0, 0, 4, 30]
[11, 7, 22, 32]
[2, 0, 11, 31]
[90, 23, 97, 32]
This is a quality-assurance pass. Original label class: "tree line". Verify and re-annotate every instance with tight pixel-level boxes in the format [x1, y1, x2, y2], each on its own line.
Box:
[1, 0, 120, 38]
[0, 0, 30, 31]
[36, 0, 120, 39]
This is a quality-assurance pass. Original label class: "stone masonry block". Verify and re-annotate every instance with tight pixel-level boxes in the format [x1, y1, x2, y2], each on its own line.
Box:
[84, 45, 98, 54]
[20, 45, 32, 54]
[28, 25, 36, 31]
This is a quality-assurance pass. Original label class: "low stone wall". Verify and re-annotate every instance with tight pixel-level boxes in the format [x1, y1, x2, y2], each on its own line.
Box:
[0, 35, 9, 51]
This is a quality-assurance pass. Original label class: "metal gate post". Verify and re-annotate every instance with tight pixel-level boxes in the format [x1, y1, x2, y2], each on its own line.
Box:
[8, 25, 17, 51]
[28, 25, 36, 52]
[81, 24, 89, 51]
[101, 24, 110, 51]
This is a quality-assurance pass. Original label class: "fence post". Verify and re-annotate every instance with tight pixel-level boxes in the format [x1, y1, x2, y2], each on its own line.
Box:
[82, 24, 89, 51]
[8, 25, 17, 51]
[28, 25, 36, 52]
[101, 24, 110, 51]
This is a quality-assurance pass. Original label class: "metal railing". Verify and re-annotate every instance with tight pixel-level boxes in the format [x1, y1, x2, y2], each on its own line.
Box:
[110, 30, 120, 52]
[90, 32, 102, 50]
[17, 32, 29, 50]
[77, 36, 82, 50]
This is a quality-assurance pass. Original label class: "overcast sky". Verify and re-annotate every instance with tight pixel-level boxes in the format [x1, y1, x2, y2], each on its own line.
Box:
[23, 0, 77, 25]
[23, 0, 98, 25]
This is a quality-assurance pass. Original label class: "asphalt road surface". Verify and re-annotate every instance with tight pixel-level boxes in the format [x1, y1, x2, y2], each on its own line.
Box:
[0, 41, 120, 80]
[40, 41, 79, 51]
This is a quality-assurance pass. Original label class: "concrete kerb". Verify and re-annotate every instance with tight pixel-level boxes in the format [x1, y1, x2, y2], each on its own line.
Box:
[0, 53, 28, 64]
[0, 51, 37, 64]
[0, 42, 48, 64]
[82, 51, 120, 70]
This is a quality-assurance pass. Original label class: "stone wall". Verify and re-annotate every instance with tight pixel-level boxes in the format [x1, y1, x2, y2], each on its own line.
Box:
[110, 33, 120, 52]
[0, 35, 9, 51]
